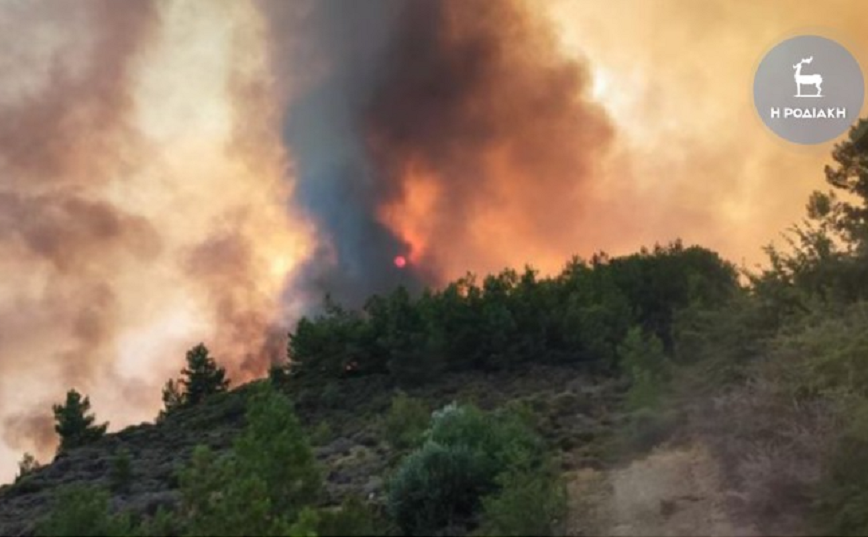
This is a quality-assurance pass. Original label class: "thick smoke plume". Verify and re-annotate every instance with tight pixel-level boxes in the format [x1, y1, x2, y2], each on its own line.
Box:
[0, 0, 159, 466]
[366, 0, 613, 279]
[2, 0, 865, 486]
[265, 0, 613, 303]
[0, 1, 311, 481]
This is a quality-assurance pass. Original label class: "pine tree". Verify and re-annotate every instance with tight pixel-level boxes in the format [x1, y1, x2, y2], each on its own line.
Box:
[160, 379, 184, 418]
[181, 344, 229, 406]
[177, 385, 321, 535]
[15, 453, 40, 483]
[52, 390, 108, 453]
[160, 343, 229, 417]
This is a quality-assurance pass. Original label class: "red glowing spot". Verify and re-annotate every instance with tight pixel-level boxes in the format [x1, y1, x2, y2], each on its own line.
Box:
[394, 255, 407, 268]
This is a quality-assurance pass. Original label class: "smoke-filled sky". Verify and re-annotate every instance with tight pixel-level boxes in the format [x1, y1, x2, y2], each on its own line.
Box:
[0, 0, 865, 482]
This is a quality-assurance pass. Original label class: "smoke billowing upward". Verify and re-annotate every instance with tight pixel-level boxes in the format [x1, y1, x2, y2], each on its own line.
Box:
[0, 0, 160, 460]
[0, 0, 311, 479]
[2, 0, 865, 485]
[365, 0, 613, 280]
[265, 0, 612, 305]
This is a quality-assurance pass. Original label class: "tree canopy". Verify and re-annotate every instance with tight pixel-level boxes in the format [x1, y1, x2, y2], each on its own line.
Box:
[161, 343, 230, 417]
[52, 390, 107, 454]
[285, 242, 739, 385]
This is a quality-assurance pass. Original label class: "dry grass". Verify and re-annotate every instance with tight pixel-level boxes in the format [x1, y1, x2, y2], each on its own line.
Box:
[690, 374, 840, 535]
[566, 443, 757, 537]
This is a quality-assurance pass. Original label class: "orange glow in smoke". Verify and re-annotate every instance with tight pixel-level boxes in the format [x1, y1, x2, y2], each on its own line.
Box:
[378, 161, 441, 266]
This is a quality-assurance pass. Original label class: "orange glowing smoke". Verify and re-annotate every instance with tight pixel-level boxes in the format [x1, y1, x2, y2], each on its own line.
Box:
[371, 0, 868, 284]
[366, 0, 613, 282]
[2, 0, 867, 487]
[0, 1, 313, 483]
[377, 161, 441, 267]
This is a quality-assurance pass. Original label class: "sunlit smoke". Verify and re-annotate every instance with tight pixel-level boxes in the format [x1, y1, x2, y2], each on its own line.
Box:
[546, 0, 868, 265]
[263, 0, 612, 295]
[0, 0, 312, 482]
[1, 0, 866, 485]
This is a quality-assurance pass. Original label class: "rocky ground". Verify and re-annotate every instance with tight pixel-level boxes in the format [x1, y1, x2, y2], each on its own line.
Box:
[567, 441, 759, 537]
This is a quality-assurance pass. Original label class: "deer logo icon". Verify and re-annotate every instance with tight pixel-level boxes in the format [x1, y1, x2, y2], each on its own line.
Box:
[793, 57, 823, 98]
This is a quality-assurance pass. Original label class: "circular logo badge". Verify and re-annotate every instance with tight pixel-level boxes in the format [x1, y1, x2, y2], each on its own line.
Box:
[754, 35, 864, 144]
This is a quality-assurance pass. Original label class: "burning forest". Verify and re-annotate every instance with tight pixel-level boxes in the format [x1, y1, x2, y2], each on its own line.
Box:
[2, 2, 868, 535]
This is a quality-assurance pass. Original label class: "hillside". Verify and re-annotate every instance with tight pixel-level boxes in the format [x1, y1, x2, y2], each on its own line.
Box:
[3, 122, 868, 536]
[0, 363, 623, 536]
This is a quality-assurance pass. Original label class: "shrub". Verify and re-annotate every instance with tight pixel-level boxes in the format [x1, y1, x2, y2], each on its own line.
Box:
[388, 403, 548, 535]
[159, 380, 184, 420]
[232, 385, 321, 514]
[476, 468, 567, 537]
[175, 384, 321, 535]
[427, 403, 544, 472]
[383, 392, 429, 450]
[136, 507, 180, 537]
[618, 327, 671, 411]
[816, 400, 868, 535]
[15, 452, 40, 483]
[620, 407, 679, 454]
[321, 382, 342, 409]
[178, 445, 290, 536]
[316, 496, 388, 536]
[310, 421, 333, 446]
[109, 448, 133, 494]
[37, 485, 132, 537]
[388, 441, 489, 535]
[52, 389, 108, 453]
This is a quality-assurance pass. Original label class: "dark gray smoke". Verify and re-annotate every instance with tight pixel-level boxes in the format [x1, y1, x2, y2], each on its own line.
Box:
[261, 0, 613, 306]
[262, 1, 419, 308]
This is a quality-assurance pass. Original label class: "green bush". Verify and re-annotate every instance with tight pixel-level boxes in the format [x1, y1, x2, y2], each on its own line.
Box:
[310, 421, 333, 446]
[816, 401, 868, 535]
[15, 452, 40, 483]
[321, 382, 342, 409]
[476, 468, 567, 537]
[136, 507, 179, 537]
[176, 384, 321, 535]
[387, 403, 548, 535]
[618, 327, 671, 411]
[37, 485, 132, 537]
[316, 496, 388, 536]
[427, 403, 544, 472]
[384, 392, 429, 450]
[110, 448, 133, 494]
[388, 441, 489, 535]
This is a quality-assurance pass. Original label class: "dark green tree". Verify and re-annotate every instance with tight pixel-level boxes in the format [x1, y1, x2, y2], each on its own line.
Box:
[388, 403, 546, 535]
[176, 384, 321, 535]
[15, 452, 40, 483]
[752, 120, 868, 306]
[180, 343, 229, 406]
[822, 118, 868, 250]
[109, 448, 133, 494]
[37, 485, 132, 537]
[52, 389, 107, 453]
[160, 380, 184, 418]
[161, 343, 229, 416]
